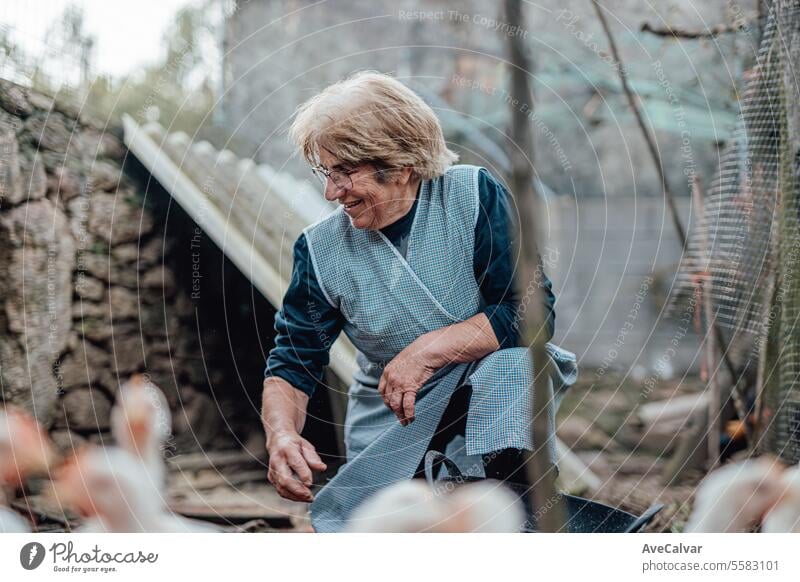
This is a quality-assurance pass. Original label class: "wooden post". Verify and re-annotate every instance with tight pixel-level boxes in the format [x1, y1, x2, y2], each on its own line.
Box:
[504, 0, 565, 532]
[704, 280, 721, 468]
[691, 175, 721, 467]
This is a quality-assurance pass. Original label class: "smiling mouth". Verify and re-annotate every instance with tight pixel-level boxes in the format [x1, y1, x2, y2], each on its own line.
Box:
[342, 200, 362, 210]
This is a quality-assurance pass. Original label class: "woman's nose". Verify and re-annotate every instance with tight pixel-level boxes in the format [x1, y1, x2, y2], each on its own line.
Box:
[324, 179, 345, 202]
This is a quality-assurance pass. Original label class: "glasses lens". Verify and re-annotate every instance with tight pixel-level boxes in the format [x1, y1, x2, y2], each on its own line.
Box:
[331, 171, 352, 190]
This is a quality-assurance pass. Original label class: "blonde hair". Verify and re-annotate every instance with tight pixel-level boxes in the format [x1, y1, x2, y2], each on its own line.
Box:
[289, 71, 458, 181]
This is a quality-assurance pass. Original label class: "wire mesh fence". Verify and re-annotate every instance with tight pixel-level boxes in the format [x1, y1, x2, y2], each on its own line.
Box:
[670, 0, 800, 463]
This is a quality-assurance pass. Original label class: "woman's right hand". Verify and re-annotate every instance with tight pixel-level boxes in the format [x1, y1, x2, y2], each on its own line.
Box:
[267, 431, 327, 502]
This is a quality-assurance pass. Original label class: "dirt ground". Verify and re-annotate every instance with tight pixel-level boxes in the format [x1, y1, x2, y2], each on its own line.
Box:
[557, 370, 710, 532]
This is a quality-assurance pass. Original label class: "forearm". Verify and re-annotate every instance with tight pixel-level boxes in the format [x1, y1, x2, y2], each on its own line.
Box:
[413, 312, 500, 369]
[261, 376, 310, 444]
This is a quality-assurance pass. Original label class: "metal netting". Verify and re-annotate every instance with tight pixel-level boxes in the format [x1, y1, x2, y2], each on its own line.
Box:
[669, 1, 800, 462]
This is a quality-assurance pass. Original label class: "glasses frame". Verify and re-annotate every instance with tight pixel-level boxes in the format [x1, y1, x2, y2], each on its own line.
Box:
[311, 164, 357, 191]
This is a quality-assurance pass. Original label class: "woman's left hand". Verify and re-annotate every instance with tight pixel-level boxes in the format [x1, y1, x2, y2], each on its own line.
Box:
[379, 315, 499, 426]
[378, 340, 438, 425]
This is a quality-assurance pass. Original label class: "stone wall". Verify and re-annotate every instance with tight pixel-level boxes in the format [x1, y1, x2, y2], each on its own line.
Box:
[0, 79, 252, 455]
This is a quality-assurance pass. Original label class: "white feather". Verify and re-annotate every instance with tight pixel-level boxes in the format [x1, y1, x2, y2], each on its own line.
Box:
[0, 506, 29, 533]
[58, 447, 219, 533]
[762, 465, 800, 533]
[686, 458, 786, 533]
[111, 376, 172, 491]
[346, 479, 525, 533]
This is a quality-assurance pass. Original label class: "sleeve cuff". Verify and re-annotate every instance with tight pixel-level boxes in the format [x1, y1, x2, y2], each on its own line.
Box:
[482, 303, 519, 348]
[483, 303, 554, 347]
[264, 366, 318, 398]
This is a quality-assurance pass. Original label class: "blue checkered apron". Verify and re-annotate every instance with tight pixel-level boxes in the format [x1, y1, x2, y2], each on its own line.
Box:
[304, 165, 577, 532]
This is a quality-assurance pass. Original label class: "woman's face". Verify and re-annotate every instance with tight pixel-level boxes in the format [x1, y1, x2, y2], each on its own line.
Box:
[317, 149, 417, 230]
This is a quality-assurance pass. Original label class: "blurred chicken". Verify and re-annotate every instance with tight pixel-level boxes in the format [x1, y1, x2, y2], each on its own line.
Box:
[346, 479, 525, 533]
[111, 374, 171, 490]
[447, 480, 527, 532]
[0, 406, 55, 532]
[686, 457, 786, 532]
[0, 503, 29, 533]
[346, 480, 446, 532]
[0, 406, 54, 487]
[762, 464, 800, 533]
[51, 446, 218, 533]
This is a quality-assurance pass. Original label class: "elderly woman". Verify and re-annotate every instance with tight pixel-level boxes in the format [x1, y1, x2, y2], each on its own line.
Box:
[262, 72, 576, 532]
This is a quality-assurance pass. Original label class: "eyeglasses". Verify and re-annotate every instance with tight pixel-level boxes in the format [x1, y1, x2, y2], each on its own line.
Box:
[311, 164, 357, 191]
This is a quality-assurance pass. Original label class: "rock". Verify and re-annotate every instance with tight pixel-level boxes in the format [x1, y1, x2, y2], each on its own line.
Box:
[0, 125, 22, 205]
[76, 317, 111, 344]
[66, 195, 91, 241]
[76, 251, 108, 280]
[110, 334, 145, 374]
[52, 98, 81, 123]
[2, 147, 46, 206]
[24, 112, 76, 153]
[48, 429, 86, 456]
[110, 321, 142, 339]
[47, 165, 83, 202]
[18, 150, 47, 201]
[58, 387, 113, 432]
[138, 236, 167, 269]
[0, 340, 58, 426]
[88, 191, 155, 245]
[26, 91, 55, 112]
[54, 338, 110, 391]
[40, 150, 84, 175]
[113, 239, 166, 272]
[79, 252, 140, 287]
[72, 300, 107, 319]
[0, 80, 33, 117]
[74, 273, 105, 301]
[108, 286, 139, 319]
[79, 130, 126, 161]
[0, 199, 75, 424]
[0, 111, 23, 138]
[101, 134, 126, 161]
[111, 242, 140, 265]
[141, 265, 176, 296]
[88, 161, 122, 191]
[144, 338, 170, 358]
[77, 319, 148, 371]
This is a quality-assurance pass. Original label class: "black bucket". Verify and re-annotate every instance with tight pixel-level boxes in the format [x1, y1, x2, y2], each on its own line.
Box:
[424, 450, 663, 533]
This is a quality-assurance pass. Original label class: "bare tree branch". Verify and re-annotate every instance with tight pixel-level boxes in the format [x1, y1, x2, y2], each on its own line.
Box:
[592, 1, 687, 244]
[640, 20, 754, 39]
